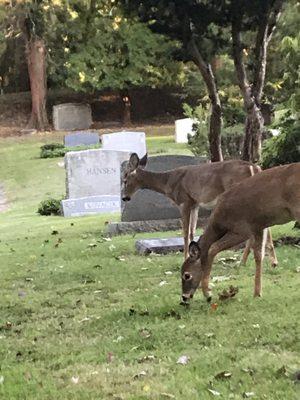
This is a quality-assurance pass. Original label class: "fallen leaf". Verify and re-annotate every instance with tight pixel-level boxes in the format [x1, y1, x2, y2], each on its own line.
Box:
[276, 366, 288, 378]
[71, 376, 79, 384]
[160, 393, 175, 399]
[115, 256, 126, 261]
[159, 280, 167, 286]
[133, 370, 147, 379]
[137, 355, 155, 364]
[243, 392, 255, 398]
[78, 317, 90, 323]
[218, 285, 239, 300]
[107, 352, 114, 363]
[139, 329, 151, 339]
[211, 303, 218, 311]
[215, 371, 232, 379]
[241, 368, 255, 376]
[113, 336, 124, 343]
[208, 388, 221, 396]
[176, 355, 189, 365]
[212, 276, 231, 283]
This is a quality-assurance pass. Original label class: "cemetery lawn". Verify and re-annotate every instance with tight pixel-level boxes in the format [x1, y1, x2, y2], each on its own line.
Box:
[0, 133, 300, 400]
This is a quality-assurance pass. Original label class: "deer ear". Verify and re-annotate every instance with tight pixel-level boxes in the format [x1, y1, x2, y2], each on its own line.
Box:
[189, 241, 201, 259]
[128, 153, 139, 171]
[139, 153, 148, 169]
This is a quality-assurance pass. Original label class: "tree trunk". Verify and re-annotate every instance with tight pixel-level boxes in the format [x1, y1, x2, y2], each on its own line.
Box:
[189, 38, 223, 162]
[26, 38, 48, 130]
[121, 90, 132, 126]
[242, 104, 264, 162]
[209, 100, 223, 162]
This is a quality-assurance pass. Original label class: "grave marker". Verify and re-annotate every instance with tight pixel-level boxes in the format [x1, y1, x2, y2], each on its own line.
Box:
[102, 131, 146, 158]
[53, 103, 92, 131]
[64, 131, 100, 147]
[62, 149, 130, 217]
[174, 118, 195, 143]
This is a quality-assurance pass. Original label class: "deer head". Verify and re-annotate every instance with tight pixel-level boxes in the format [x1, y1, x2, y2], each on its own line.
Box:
[181, 241, 203, 303]
[122, 153, 148, 201]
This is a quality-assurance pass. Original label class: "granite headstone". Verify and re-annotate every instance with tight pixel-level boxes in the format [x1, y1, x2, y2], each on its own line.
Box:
[62, 149, 130, 217]
[62, 195, 120, 217]
[53, 103, 92, 131]
[64, 131, 100, 147]
[121, 155, 207, 222]
[102, 131, 146, 158]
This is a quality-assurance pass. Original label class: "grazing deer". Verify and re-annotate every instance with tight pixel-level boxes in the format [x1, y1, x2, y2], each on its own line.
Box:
[122, 153, 277, 265]
[181, 162, 300, 304]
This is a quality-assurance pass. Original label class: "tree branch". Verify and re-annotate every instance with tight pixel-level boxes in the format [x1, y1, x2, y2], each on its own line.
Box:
[252, 0, 284, 103]
[188, 36, 219, 107]
[231, 19, 253, 110]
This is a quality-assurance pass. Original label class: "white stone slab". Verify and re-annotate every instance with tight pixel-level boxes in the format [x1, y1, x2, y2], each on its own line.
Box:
[62, 195, 120, 217]
[65, 149, 130, 199]
[174, 118, 196, 143]
[102, 131, 146, 158]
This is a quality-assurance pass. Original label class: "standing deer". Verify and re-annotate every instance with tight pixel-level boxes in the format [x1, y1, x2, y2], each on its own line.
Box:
[181, 163, 300, 303]
[122, 153, 277, 265]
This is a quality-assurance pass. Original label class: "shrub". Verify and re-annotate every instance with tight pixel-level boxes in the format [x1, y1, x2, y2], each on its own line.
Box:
[184, 103, 246, 159]
[184, 103, 210, 157]
[40, 143, 66, 159]
[38, 198, 62, 216]
[261, 113, 300, 169]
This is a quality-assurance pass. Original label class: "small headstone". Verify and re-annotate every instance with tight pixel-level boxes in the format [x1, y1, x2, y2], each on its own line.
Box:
[102, 131, 146, 158]
[121, 155, 207, 222]
[65, 149, 130, 199]
[53, 103, 92, 131]
[135, 236, 200, 255]
[62, 195, 120, 217]
[174, 118, 195, 143]
[64, 131, 100, 147]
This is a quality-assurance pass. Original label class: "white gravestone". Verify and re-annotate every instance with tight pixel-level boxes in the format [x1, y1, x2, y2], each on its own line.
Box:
[61, 149, 129, 217]
[102, 131, 146, 158]
[174, 118, 196, 143]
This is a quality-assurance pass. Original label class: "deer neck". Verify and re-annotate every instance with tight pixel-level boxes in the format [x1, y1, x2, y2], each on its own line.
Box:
[136, 169, 170, 196]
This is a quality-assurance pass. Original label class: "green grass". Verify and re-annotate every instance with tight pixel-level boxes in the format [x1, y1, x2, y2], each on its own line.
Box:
[0, 131, 299, 399]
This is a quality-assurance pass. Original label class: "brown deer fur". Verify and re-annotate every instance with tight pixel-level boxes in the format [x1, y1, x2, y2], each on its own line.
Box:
[181, 163, 300, 303]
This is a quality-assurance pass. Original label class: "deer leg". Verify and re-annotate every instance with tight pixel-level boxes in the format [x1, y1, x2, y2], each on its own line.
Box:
[189, 206, 199, 242]
[201, 232, 249, 301]
[252, 229, 268, 297]
[240, 237, 254, 265]
[266, 228, 278, 267]
[180, 204, 192, 260]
